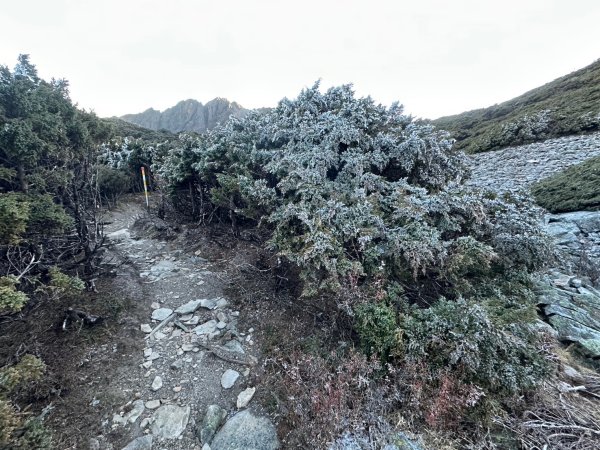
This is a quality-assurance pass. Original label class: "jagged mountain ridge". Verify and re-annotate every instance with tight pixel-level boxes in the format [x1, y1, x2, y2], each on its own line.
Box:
[120, 98, 249, 133]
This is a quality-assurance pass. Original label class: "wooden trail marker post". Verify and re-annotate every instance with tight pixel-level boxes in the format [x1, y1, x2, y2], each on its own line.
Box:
[141, 166, 149, 209]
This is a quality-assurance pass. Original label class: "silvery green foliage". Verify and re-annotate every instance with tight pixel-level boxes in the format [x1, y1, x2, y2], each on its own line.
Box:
[400, 298, 550, 395]
[500, 109, 552, 143]
[97, 138, 133, 170]
[155, 133, 205, 184]
[159, 83, 551, 296]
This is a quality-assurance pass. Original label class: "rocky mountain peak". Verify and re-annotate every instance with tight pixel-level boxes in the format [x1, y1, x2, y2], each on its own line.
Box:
[121, 98, 249, 134]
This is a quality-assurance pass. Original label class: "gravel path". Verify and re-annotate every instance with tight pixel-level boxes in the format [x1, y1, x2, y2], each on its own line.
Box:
[92, 201, 275, 450]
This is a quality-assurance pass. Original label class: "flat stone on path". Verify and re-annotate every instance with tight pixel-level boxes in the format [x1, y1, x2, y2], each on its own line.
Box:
[170, 359, 184, 370]
[199, 298, 218, 309]
[194, 320, 218, 336]
[237, 387, 256, 408]
[149, 259, 177, 275]
[121, 435, 153, 450]
[175, 299, 203, 315]
[221, 369, 240, 389]
[151, 404, 191, 439]
[107, 228, 130, 240]
[125, 400, 145, 423]
[210, 410, 280, 450]
[223, 340, 245, 354]
[151, 308, 173, 321]
[140, 324, 152, 333]
[151, 376, 163, 391]
[145, 399, 161, 409]
[186, 316, 200, 325]
[215, 298, 229, 309]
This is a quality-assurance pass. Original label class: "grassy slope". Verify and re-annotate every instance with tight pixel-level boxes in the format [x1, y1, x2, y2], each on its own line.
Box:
[531, 156, 600, 213]
[432, 59, 600, 153]
[102, 117, 176, 141]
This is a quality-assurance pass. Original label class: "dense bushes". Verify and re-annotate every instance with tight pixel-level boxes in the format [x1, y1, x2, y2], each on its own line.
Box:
[0, 55, 106, 448]
[155, 82, 554, 433]
[532, 155, 600, 213]
[0, 54, 111, 282]
[157, 83, 550, 297]
[441, 109, 600, 154]
[96, 130, 174, 201]
[400, 299, 549, 415]
[95, 165, 132, 206]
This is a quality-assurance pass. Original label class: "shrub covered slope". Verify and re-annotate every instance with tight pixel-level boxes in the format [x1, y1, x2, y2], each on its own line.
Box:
[432, 59, 600, 153]
[532, 155, 600, 213]
[149, 82, 556, 440]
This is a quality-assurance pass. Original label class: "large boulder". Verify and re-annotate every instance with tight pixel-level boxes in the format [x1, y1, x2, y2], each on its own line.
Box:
[536, 274, 600, 358]
[210, 410, 279, 450]
[121, 436, 152, 450]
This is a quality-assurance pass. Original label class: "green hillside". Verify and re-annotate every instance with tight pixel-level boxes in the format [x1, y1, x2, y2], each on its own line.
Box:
[532, 156, 600, 213]
[102, 117, 175, 141]
[433, 59, 600, 153]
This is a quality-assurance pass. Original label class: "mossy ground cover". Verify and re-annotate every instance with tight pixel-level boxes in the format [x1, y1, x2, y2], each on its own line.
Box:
[532, 156, 600, 213]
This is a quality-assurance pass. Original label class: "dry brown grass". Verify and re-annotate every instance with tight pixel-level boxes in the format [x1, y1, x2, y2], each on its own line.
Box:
[497, 355, 600, 450]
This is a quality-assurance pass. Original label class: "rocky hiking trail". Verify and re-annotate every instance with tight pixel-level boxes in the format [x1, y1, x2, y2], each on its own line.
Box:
[65, 133, 600, 450]
[90, 201, 279, 450]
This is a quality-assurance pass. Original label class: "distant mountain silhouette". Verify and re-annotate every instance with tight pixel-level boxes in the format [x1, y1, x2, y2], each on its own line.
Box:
[120, 98, 249, 133]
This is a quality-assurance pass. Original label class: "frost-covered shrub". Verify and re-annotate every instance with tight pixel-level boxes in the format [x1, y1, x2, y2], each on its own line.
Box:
[395, 298, 551, 428]
[499, 109, 553, 144]
[157, 82, 554, 431]
[158, 83, 552, 298]
[98, 137, 154, 172]
[98, 136, 170, 193]
[399, 299, 549, 397]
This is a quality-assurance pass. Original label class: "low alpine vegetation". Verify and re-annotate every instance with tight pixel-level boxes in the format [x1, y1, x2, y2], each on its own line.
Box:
[153, 82, 554, 440]
[532, 155, 600, 213]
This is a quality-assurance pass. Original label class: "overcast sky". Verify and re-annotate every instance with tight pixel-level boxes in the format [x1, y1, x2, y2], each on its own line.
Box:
[1, 0, 599, 119]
